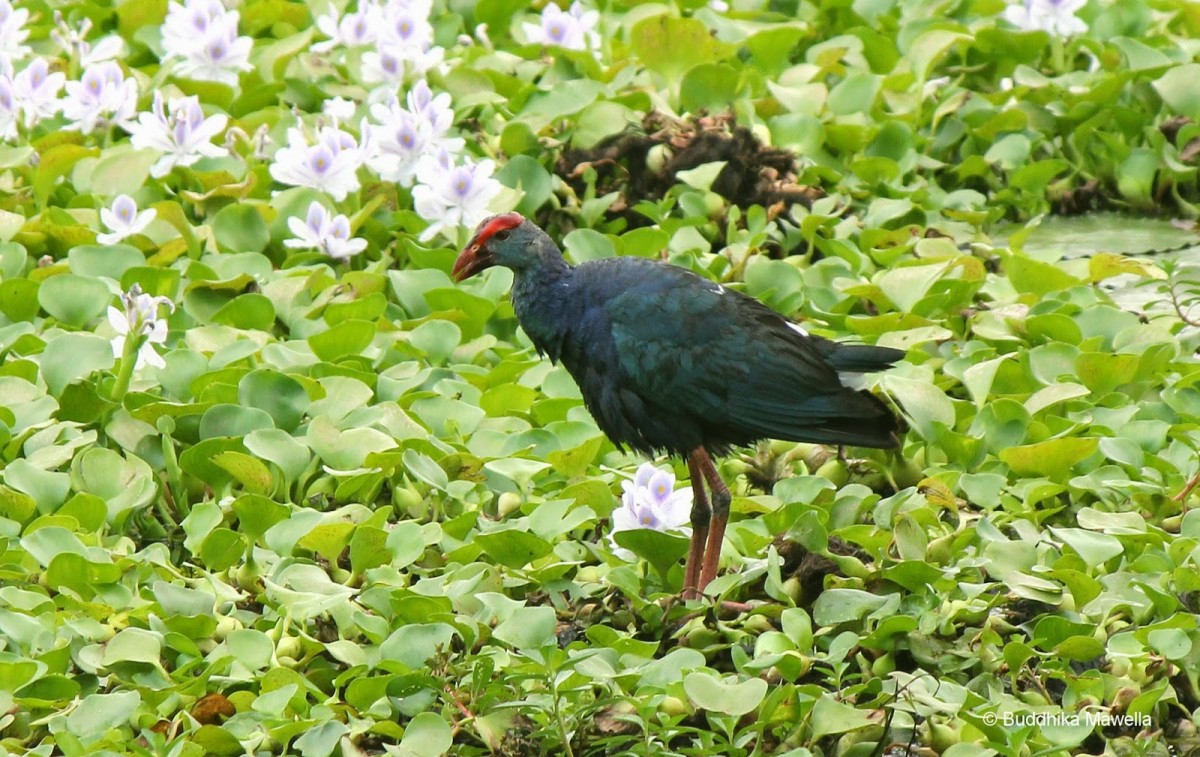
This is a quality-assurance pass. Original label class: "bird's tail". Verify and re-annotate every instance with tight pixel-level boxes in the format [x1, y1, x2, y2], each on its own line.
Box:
[813, 341, 907, 374]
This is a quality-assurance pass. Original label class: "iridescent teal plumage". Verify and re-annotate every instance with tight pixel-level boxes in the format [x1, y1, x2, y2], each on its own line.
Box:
[453, 212, 904, 596]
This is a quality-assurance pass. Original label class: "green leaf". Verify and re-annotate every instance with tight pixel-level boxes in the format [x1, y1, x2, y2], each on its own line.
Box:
[39, 333, 115, 396]
[680, 64, 740, 113]
[999, 437, 1099, 478]
[397, 712, 453, 757]
[66, 691, 140, 739]
[682, 673, 767, 717]
[239, 369, 307, 431]
[212, 293, 276, 330]
[211, 451, 274, 494]
[492, 606, 556, 649]
[37, 274, 110, 328]
[474, 528, 554, 569]
[212, 203, 271, 253]
[309, 319, 376, 362]
[613, 528, 689, 581]
[630, 15, 734, 83]
[1154, 63, 1200, 120]
[34, 144, 98, 209]
[68, 244, 146, 280]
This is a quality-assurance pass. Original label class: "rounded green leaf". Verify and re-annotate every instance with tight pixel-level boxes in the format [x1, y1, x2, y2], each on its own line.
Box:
[238, 369, 307, 431]
[37, 274, 110, 327]
[211, 202, 270, 253]
[683, 673, 767, 717]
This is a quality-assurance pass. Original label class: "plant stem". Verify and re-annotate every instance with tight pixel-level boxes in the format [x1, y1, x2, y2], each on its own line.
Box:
[110, 334, 140, 402]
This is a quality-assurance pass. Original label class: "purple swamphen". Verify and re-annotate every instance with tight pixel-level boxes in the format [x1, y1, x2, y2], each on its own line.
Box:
[453, 212, 904, 597]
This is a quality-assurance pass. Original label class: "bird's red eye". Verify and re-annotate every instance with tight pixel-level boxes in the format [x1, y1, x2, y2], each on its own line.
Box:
[495, 230, 510, 241]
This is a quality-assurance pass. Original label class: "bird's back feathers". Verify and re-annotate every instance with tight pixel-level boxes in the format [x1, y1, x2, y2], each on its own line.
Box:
[511, 255, 903, 456]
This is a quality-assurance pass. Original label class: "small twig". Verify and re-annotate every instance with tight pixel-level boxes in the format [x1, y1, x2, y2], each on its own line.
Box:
[444, 685, 475, 721]
[1174, 472, 1200, 503]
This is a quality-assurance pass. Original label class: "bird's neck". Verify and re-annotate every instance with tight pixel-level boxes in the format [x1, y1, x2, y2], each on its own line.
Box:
[510, 256, 575, 361]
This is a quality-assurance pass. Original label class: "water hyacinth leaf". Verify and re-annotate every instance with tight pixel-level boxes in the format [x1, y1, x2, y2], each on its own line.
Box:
[474, 528, 554, 569]
[309, 320, 376, 362]
[212, 293, 276, 330]
[0, 279, 37, 321]
[211, 451, 274, 495]
[999, 437, 1099, 479]
[408, 320, 462, 364]
[102, 627, 162, 666]
[492, 605, 556, 649]
[34, 144, 98, 209]
[682, 673, 767, 717]
[90, 146, 160, 197]
[68, 244, 145, 280]
[37, 275, 111, 328]
[680, 64, 740, 113]
[65, 690, 140, 739]
[211, 203, 271, 253]
[495, 155, 554, 217]
[1154, 63, 1200, 121]
[397, 712, 453, 757]
[809, 694, 879, 740]
[812, 589, 889, 626]
[630, 15, 734, 84]
[238, 369, 308, 431]
[379, 623, 458, 669]
[244, 429, 311, 484]
[613, 529, 689, 581]
[199, 404, 276, 438]
[200, 528, 244, 571]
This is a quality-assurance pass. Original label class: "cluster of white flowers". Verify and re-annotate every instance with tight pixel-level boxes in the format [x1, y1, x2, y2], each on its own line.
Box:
[271, 74, 503, 249]
[608, 463, 693, 560]
[366, 81, 461, 187]
[0, 58, 65, 138]
[1003, 0, 1087, 36]
[314, 0, 443, 92]
[160, 0, 252, 86]
[63, 61, 139, 135]
[523, 2, 600, 52]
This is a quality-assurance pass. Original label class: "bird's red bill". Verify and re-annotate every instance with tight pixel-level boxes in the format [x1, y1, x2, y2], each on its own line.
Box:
[453, 212, 524, 281]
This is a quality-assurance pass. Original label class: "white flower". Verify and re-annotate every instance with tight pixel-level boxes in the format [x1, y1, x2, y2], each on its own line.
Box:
[365, 83, 462, 186]
[360, 4, 444, 86]
[98, 195, 156, 245]
[1003, 0, 1087, 36]
[523, 2, 599, 51]
[608, 462, 693, 560]
[160, 0, 229, 54]
[0, 76, 17, 141]
[413, 151, 502, 241]
[108, 284, 175, 370]
[9, 59, 63, 128]
[285, 201, 367, 261]
[61, 61, 139, 134]
[313, 1, 380, 52]
[405, 80, 454, 137]
[0, 0, 30, 67]
[175, 15, 252, 86]
[126, 92, 228, 177]
[269, 124, 364, 201]
[160, 0, 252, 86]
[323, 96, 357, 124]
